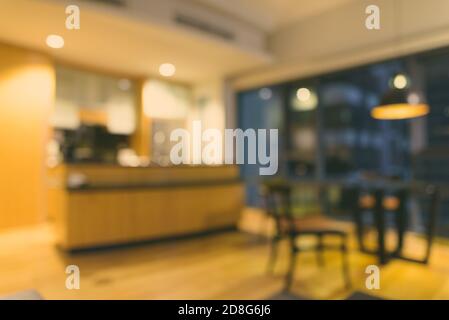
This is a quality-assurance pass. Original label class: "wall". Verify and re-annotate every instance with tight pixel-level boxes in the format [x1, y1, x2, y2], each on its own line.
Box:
[233, 0, 449, 89]
[0, 43, 54, 230]
[191, 79, 226, 133]
[138, 77, 227, 163]
[188, 79, 227, 164]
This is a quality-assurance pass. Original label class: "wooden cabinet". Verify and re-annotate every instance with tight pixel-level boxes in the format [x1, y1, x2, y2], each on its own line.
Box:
[0, 43, 54, 231]
[54, 66, 137, 134]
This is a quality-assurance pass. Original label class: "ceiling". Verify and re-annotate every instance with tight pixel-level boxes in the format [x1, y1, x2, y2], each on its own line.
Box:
[0, 0, 354, 84]
[0, 0, 270, 83]
[194, 0, 355, 32]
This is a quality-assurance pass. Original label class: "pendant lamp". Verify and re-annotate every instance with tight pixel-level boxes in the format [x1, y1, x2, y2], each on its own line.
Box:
[371, 1, 430, 120]
[371, 76, 429, 120]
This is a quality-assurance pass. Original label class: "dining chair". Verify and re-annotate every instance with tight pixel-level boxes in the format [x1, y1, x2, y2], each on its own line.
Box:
[262, 182, 351, 290]
[351, 187, 379, 254]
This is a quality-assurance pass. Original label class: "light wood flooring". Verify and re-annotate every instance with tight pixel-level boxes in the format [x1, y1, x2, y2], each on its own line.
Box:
[1, 223, 449, 299]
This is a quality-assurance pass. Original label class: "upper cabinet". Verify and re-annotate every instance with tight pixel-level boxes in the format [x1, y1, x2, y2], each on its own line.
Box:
[52, 65, 137, 135]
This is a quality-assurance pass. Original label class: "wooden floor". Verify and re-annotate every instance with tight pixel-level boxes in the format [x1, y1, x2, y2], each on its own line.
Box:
[1, 223, 449, 299]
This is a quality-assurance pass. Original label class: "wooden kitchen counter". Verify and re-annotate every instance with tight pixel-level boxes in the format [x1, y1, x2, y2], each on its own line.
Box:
[47, 164, 244, 250]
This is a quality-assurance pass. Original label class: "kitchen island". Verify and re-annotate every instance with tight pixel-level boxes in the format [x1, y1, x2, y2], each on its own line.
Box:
[47, 164, 244, 250]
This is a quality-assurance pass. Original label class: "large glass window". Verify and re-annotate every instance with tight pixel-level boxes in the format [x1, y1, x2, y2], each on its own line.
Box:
[319, 61, 411, 179]
[237, 86, 283, 207]
[237, 46, 449, 236]
[285, 81, 319, 179]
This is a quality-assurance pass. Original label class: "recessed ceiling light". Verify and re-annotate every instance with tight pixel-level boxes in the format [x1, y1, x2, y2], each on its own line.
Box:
[159, 63, 176, 77]
[46, 34, 64, 49]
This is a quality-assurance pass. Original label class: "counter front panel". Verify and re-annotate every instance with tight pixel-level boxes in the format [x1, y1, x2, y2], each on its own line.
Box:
[47, 165, 244, 250]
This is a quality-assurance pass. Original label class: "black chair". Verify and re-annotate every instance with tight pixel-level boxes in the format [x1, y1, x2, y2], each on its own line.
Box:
[351, 188, 380, 255]
[263, 182, 351, 290]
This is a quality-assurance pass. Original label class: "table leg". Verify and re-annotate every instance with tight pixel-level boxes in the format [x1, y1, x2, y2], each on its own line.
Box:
[394, 191, 407, 257]
[374, 189, 387, 265]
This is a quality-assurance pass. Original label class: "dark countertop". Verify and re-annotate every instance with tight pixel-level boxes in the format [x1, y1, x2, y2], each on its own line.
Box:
[67, 177, 242, 192]
[62, 163, 235, 169]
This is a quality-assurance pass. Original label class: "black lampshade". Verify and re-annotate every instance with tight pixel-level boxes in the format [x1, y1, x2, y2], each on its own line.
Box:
[371, 87, 429, 120]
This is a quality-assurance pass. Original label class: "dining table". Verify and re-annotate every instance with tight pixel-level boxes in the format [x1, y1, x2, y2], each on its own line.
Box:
[269, 178, 444, 265]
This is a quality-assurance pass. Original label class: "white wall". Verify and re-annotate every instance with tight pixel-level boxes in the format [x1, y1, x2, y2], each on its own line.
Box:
[187, 79, 226, 164]
[190, 79, 226, 132]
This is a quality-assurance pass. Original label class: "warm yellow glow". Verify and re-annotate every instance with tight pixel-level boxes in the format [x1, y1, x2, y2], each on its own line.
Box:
[0, 43, 54, 229]
[392, 74, 408, 89]
[293, 87, 317, 111]
[359, 195, 376, 209]
[46, 35, 64, 49]
[371, 103, 429, 120]
[159, 63, 176, 77]
[296, 87, 311, 101]
[383, 196, 400, 211]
